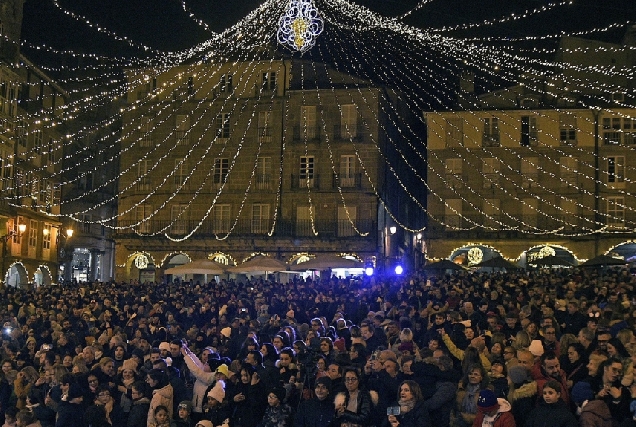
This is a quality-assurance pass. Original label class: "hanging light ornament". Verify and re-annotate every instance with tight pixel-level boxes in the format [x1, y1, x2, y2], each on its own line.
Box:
[277, 0, 324, 54]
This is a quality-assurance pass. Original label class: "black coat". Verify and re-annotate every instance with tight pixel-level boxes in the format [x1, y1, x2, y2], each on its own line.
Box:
[525, 399, 577, 427]
[294, 396, 335, 427]
[56, 400, 86, 427]
[381, 400, 431, 427]
[127, 398, 150, 427]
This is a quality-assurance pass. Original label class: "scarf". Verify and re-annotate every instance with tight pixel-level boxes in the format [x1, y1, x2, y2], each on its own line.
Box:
[461, 384, 480, 415]
[398, 398, 415, 414]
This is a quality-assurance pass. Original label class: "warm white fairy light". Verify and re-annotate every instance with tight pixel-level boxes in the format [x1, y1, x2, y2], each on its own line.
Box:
[277, 0, 324, 54]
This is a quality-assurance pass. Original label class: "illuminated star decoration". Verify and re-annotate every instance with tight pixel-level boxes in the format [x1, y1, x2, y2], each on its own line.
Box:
[277, 0, 324, 54]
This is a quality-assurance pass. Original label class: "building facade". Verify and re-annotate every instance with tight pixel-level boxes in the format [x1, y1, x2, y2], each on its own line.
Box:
[115, 59, 411, 281]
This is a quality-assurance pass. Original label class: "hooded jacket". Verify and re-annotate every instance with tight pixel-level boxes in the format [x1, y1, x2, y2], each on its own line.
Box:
[579, 399, 612, 427]
[182, 348, 215, 413]
[334, 389, 378, 427]
[472, 398, 515, 427]
[148, 383, 174, 427]
[507, 380, 537, 427]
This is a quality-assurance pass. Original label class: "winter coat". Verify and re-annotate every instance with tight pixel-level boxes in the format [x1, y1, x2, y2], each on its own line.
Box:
[258, 404, 293, 427]
[524, 399, 577, 427]
[422, 380, 456, 427]
[579, 399, 612, 427]
[382, 400, 431, 427]
[455, 384, 490, 427]
[441, 335, 492, 372]
[530, 364, 570, 407]
[507, 381, 537, 427]
[127, 397, 150, 427]
[55, 401, 86, 427]
[333, 389, 378, 427]
[148, 384, 174, 427]
[294, 396, 335, 427]
[231, 381, 268, 427]
[29, 403, 56, 427]
[183, 350, 215, 414]
[472, 398, 515, 427]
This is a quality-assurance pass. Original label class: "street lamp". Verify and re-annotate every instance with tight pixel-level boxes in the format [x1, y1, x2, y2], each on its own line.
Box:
[2, 222, 26, 285]
[58, 227, 74, 283]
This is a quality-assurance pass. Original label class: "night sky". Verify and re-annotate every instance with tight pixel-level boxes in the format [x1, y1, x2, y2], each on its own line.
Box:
[20, 0, 636, 60]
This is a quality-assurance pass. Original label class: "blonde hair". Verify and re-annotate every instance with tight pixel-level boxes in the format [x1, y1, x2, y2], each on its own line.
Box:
[512, 331, 530, 350]
[588, 353, 608, 376]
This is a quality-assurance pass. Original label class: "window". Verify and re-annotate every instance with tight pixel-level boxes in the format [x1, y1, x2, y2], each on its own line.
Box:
[136, 204, 152, 233]
[0, 148, 12, 190]
[34, 129, 43, 151]
[560, 157, 578, 188]
[219, 74, 232, 92]
[171, 205, 188, 234]
[482, 117, 500, 146]
[445, 118, 463, 147]
[212, 205, 230, 233]
[559, 114, 577, 145]
[216, 113, 230, 139]
[256, 157, 271, 190]
[174, 159, 187, 186]
[296, 206, 312, 236]
[137, 160, 150, 191]
[39, 179, 48, 203]
[482, 158, 499, 188]
[213, 158, 229, 187]
[340, 155, 356, 187]
[445, 199, 462, 228]
[300, 156, 314, 187]
[252, 204, 269, 234]
[445, 158, 462, 175]
[175, 114, 190, 145]
[607, 156, 625, 186]
[262, 72, 276, 91]
[607, 197, 625, 227]
[43, 223, 51, 249]
[338, 206, 356, 237]
[340, 104, 357, 139]
[81, 214, 91, 234]
[28, 220, 37, 248]
[520, 116, 538, 146]
[521, 157, 538, 188]
[140, 116, 153, 147]
[623, 117, 636, 145]
[17, 120, 27, 147]
[300, 106, 317, 140]
[603, 118, 622, 145]
[47, 138, 54, 163]
[258, 111, 272, 143]
[187, 76, 194, 95]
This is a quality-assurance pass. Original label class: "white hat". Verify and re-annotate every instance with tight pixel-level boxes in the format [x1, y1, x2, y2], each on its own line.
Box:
[207, 380, 225, 402]
[529, 340, 544, 357]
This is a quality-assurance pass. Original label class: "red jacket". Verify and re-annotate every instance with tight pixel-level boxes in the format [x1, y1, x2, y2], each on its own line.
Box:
[472, 399, 516, 427]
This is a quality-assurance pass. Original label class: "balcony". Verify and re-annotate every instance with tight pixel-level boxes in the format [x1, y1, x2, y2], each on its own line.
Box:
[116, 218, 376, 239]
[292, 126, 321, 143]
[333, 124, 366, 141]
[255, 174, 272, 190]
[291, 174, 320, 190]
[332, 173, 362, 189]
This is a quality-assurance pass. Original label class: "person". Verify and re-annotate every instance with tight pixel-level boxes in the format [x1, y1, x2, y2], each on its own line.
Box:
[524, 380, 577, 427]
[147, 370, 174, 427]
[231, 364, 267, 427]
[83, 385, 126, 427]
[570, 381, 612, 427]
[334, 368, 376, 427]
[127, 381, 151, 427]
[383, 380, 431, 427]
[15, 410, 41, 427]
[454, 365, 490, 427]
[181, 343, 215, 422]
[506, 366, 536, 427]
[294, 377, 335, 427]
[530, 351, 570, 406]
[149, 405, 171, 427]
[3, 407, 17, 427]
[259, 387, 292, 427]
[471, 389, 515, 427]
[54, 383, 84, 427]
[202, 380, 231, 427]
[173, 401, 194, 427]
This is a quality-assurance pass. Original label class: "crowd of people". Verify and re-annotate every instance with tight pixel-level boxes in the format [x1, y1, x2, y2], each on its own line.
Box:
[0, 266, 635, 427]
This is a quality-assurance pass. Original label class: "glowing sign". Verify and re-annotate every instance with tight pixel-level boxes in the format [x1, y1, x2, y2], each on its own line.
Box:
[277, 0, 324, 54]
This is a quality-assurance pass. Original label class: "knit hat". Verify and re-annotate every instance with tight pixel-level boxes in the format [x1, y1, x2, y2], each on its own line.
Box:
[215, 364, 230, 378]
[122, 358, 138, 373]
[571, 381, 594, 405]
[158, 342, 170, 351]
[68, 383, 84, 400]
[529, 340, 544, 357]
[220, 327, 232, 338]
[178, 401, 192, 412]
[477, 389, 499, 412]
[269, 386, 286, 402]
[508, 365, 529, 386]
[207, 380, 225, 402]
[315, 376, 332, 390]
